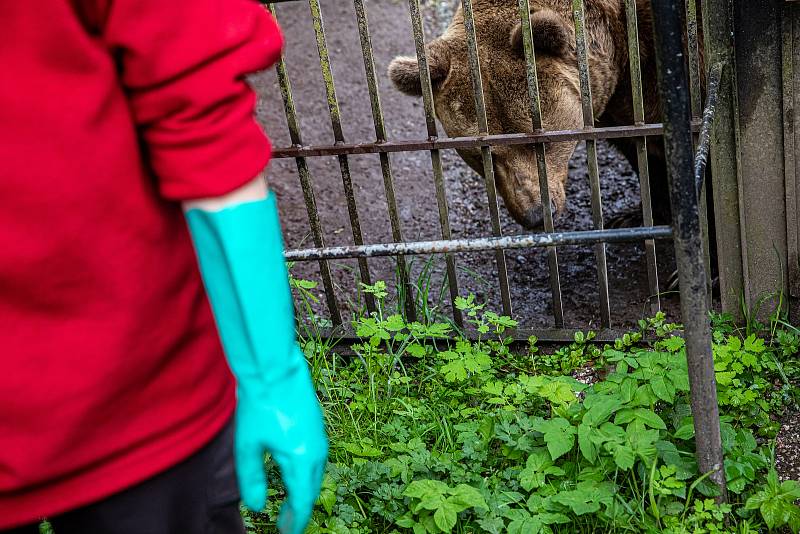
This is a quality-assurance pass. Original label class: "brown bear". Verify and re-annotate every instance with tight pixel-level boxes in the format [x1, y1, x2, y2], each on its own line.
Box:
[388, 0, 703, 231]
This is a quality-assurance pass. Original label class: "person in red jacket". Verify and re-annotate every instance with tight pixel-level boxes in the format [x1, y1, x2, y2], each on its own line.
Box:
[0, 1, 327, 533]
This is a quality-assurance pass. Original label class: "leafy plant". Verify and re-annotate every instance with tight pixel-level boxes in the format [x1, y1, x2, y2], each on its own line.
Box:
[236, 278, 800, 534]
[398, 479, 488, 533]
[745, 467, 800, 531]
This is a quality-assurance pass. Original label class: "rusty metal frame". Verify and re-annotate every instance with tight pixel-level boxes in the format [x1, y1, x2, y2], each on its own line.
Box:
[264, 0, 729, 500]
[265, 0, 715, 341]
[272, 122, 697, 158]
[624, 0, 661, 315]
[516, 0, 564, 326]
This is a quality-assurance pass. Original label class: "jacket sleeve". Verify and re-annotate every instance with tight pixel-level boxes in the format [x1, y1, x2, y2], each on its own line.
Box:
[90, 0, 283, 200]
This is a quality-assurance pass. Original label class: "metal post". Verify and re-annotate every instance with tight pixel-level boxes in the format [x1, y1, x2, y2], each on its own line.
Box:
[624, 0, 661, 315]
[406, 0, 463, 327]
[572, 0, 612, 327]
[786, 4, 800, 322]
[650, 0, 728, 500]
[460, 0, 514, 318]
[517, 0, 565, 327]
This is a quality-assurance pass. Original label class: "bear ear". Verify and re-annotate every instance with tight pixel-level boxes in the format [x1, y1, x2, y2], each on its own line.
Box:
[510, 9, 572, 57]
[388, 45, 450, 96]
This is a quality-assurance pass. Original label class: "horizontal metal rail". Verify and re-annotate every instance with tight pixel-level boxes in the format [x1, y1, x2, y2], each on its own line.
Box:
[272, 122, 701, 158]
[285, 226, 673, 261]
[313, 324, 654, 345]
[266, 0, 711, 341]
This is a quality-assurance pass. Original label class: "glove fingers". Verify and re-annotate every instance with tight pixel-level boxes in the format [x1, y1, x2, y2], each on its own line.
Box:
[276, 453, 326, 534]
[234, 435, 268, 512]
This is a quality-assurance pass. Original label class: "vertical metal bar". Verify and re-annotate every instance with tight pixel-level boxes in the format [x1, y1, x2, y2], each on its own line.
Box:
[406, 0, 463, 327]
[685, 0, 712, 305]
[307, 0, 376, 315]
[785, 5, 800, 308]
[267, 4, 342, 326]
[460, 0, 513, 318]
[516, 0, 564, 327]
[701, 0, 744, 317]
[651, 0, 727, 500]
[685, 0, 703, 120]
[624, 0, 660, 314]
[572, 0, 611, 327]
[352, 0, 417, 322]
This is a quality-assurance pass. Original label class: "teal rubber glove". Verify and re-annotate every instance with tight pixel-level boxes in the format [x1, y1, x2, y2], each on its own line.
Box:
[185, 192, 328, 534]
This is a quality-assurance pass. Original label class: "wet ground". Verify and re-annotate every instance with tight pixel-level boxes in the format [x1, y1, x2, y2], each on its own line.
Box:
[252, 0, 679, 329]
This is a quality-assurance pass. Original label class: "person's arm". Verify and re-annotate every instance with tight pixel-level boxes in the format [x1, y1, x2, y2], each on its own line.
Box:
[182, 177, 328, 534]
[85, 0, 328, 530]
[183, 173, 269, 212]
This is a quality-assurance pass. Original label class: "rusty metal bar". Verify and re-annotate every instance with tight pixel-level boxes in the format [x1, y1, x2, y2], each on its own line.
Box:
[652, 0, 727, 500]
[307, 0, 376, 314]
[318, 324, 653, 345]
[785, 4, 800, 307]
[272, 122, 701, 158]
[572, 0, 611, 327]
[352, 0, 417, 322]
[460, 0, 513, 317]
[517, 0, 564, 327]
[686, 0, 703, 119]
[624, 0, 661, 314]
[406, 0, 463, 327]
[285, 226, 673, 261]
[695, 63, 723, 194]
[267, 3, 342, 326]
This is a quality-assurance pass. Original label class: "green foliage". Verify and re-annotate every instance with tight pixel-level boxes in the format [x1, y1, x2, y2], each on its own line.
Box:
[745, 467, 800, 532]
[241, 281, 800, 534]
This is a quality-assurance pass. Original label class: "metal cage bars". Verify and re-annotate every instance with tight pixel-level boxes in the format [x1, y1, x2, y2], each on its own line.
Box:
[266, 0, 727, 498]
[266, 0, 708, 339]
[572, 0, 612, 327]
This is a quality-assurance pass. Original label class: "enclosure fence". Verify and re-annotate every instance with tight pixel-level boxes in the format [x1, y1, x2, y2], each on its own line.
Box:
[262, 0, 731, 496]
[265, 0, 715, 339]
[263, 0, 731, 499]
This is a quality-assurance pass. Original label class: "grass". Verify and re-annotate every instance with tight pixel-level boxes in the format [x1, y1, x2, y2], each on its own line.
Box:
[240, 274, 800, 534]
[35, 264, 800, 534]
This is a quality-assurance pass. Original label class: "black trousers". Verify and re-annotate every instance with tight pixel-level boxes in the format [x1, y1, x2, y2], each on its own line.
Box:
[4, 420, 246, 534]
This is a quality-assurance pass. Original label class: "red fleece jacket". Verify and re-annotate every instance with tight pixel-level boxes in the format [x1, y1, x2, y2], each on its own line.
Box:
[0, 0, 282, 527]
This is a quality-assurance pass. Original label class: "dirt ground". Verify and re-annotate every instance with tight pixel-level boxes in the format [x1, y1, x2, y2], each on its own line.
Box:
[251, 0, 678, 329]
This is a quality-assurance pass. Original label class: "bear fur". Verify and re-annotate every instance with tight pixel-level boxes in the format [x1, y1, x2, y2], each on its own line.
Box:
[388, 0, 704, 230]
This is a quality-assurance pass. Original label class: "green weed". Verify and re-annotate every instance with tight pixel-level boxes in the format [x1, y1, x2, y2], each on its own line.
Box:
[258, 279, 800, 533]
